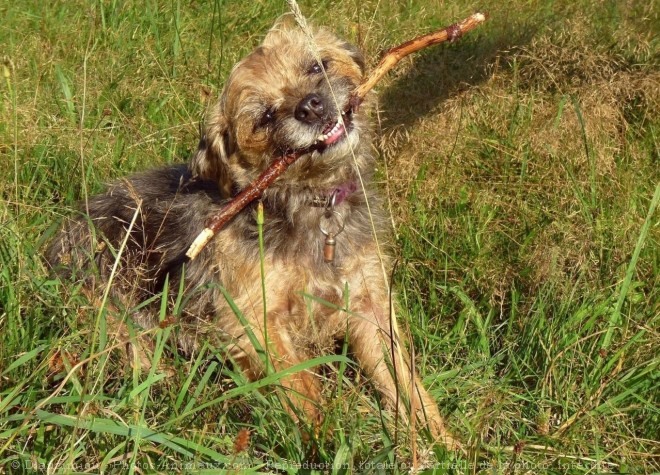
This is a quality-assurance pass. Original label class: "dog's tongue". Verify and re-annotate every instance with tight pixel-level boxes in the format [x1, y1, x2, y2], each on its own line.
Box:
[318, 120, 345, 146]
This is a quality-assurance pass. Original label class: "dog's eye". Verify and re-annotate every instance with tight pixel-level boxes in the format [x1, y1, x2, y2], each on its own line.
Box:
[307, 59, 329, 75]
[257, 107, 276, 129]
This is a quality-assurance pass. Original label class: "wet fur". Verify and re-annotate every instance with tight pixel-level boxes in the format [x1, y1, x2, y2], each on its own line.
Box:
[47, 18, 458, 449]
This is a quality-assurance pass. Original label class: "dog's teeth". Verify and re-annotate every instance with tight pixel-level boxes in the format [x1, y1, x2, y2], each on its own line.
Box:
[316, 119, 346, 145]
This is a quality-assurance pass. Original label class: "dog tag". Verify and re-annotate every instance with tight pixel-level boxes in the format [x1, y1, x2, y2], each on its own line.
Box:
[323, 233, 336, 263]
[319, 209, 345, 265]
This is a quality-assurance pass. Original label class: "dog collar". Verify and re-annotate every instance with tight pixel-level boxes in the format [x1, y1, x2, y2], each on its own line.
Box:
[310, 181, 358, 208]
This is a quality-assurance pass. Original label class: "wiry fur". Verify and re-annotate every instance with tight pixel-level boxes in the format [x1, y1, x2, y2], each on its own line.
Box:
[47, 18, 458, 449]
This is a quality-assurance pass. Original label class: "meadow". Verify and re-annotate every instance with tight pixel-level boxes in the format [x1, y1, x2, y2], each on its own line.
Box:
[1, 0, 658, 473]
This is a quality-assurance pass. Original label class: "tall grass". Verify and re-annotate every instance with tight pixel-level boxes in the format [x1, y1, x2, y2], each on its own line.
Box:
[1, 0, 658, 473]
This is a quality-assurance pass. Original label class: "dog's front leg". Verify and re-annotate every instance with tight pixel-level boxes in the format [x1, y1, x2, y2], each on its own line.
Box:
[228, 309, 323, 433]
[346, 282, 460, 449]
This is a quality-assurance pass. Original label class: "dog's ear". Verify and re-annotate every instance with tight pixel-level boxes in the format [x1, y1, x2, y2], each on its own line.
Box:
[340, 40, 366, 74]
[190, 112, 234, 197]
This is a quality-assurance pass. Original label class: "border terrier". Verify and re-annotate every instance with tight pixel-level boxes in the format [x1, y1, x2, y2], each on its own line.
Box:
[48, 17, 458, 449]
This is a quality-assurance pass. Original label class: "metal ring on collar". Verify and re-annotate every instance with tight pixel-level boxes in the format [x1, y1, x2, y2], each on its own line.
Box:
[326, 190, 337, 210]
[319, 209, 345, 236]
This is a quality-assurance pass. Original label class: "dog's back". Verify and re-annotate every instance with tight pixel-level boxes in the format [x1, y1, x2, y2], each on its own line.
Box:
[47, 166, 223, 326]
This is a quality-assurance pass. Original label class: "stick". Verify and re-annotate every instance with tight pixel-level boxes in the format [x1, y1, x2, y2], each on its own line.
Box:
[186, 12, 487, 259]
[185, 150, 303, 258]
[350, 12, 487, 109]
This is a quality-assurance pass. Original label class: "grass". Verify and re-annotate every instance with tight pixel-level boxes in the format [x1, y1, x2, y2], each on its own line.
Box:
[1, 0, 658, 473]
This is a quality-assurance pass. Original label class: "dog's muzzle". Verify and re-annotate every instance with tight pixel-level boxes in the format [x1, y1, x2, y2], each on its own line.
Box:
[294, 93, 354, 149]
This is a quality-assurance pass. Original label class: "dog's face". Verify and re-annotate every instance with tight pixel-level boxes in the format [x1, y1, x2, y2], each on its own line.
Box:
[192, 18, 368, 196]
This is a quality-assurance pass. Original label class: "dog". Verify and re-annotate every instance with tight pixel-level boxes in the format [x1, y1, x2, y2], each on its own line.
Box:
[48, 17, 458, 449]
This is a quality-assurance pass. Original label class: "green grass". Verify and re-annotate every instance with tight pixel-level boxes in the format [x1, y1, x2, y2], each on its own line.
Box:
[1, 0, 659, 473]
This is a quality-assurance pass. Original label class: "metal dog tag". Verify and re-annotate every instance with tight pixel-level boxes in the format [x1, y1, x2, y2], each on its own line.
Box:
[323, 233, 336, 263]
[319, 210, 345, 265]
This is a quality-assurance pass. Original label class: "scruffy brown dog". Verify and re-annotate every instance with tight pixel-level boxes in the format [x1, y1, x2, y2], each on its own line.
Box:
[48, 18, 457, 449]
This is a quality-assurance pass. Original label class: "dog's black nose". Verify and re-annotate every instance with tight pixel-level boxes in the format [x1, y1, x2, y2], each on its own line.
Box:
[295, 93, 326, 124]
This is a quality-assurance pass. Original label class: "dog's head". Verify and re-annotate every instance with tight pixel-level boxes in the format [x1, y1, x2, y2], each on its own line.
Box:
[191, 17, 369, 197]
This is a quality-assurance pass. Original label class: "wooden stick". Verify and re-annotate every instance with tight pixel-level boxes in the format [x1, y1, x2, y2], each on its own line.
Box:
[185, 150, 303, 258]
[350, 12, 487, 109]
[186, 12, 487, 259]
